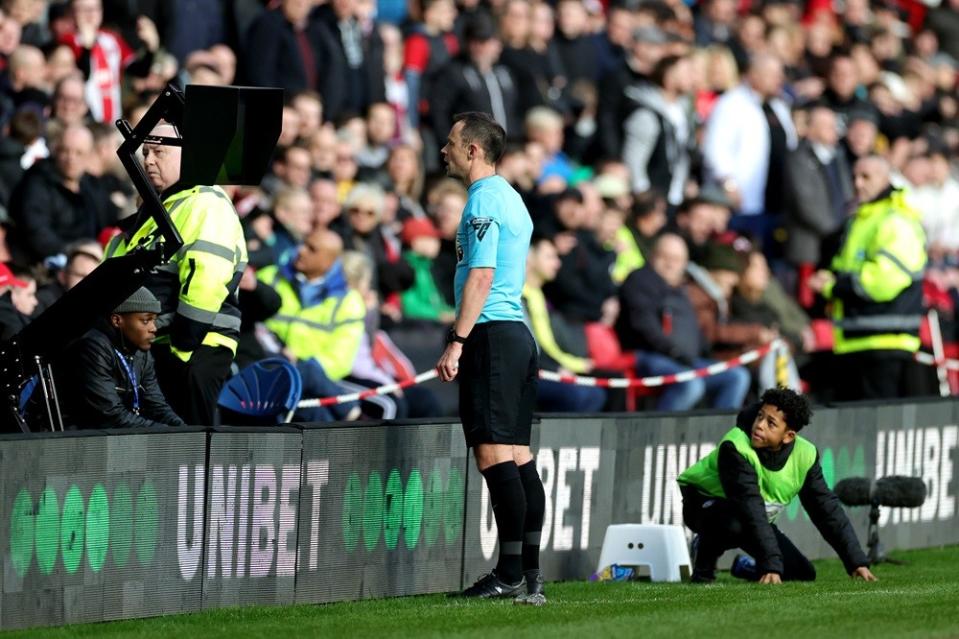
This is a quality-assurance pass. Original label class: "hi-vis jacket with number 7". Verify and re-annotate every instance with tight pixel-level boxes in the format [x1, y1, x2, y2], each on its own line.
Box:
[105, 185, 247, 362]
[821, 187, 927, 354]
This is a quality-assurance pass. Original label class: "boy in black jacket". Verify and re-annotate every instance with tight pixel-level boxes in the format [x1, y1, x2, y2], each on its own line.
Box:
[678, 387, 877, 584]
[56, 287, 186, 429]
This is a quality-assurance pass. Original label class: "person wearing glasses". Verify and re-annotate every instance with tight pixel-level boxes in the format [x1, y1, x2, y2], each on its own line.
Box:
[341, 182, 414, 322]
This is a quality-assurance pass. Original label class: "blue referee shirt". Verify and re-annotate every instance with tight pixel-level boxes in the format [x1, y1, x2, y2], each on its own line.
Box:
[454, 175, 533, 324]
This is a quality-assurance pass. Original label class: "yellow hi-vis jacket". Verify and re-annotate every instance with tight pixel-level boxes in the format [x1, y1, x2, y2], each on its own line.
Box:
[106, 185, 247, 361]
[258, 263, 366, 381]
[821, 187, 927, 354]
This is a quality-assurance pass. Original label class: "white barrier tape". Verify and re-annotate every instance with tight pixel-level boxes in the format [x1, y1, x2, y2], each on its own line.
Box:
[914, 351, 959, 371]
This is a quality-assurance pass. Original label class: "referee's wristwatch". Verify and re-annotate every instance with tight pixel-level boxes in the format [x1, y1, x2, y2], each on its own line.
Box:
[446, 328, 468, 345]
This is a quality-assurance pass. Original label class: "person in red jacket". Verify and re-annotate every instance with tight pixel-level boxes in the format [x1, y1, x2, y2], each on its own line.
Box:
[59, 0, 159, 123]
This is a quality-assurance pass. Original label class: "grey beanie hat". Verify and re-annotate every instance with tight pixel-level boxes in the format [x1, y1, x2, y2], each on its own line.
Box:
[113, 287, 161, 315]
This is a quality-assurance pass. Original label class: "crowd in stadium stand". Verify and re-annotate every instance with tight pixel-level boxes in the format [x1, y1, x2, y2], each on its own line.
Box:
[0, 0, 956, 424]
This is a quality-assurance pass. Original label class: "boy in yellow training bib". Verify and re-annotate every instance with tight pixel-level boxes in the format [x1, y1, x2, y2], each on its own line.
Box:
[678, 388, 878, 584]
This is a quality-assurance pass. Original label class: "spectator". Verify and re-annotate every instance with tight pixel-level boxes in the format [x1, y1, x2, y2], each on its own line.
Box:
[672, 188, 732, 265]
[9, 124, 116, 263]
[49, 74, 89, 129]
[523, 235, 605, 412]
[35, 241, 101, 311]
[399, 216, 454, 323]
[8, 44, 48, 110]
[622, 54, 694, 206]
[430, 12, 522, 142]
[0, 262, 29, 339]
[541, 187, 616, 323]
[290, 90, 324, 141]
[703, 54, 797, 239]
[784, 105, 854, 304]
[270, 186, 315, 265]
[356, 102, 396, 172]
[823, 54, 876, 131]
[244, 0, 345, 120]
[842, 107, 880, 167]
[46, 44, 80, 86]
[341, 182, 414, 308]
[385, 143, 426, 220]
[59, 0, 158, 123]
[267, 144, 313, 197]
[597, 25, 667, 158]
[426, 177, 466, 306]
[234, 266, 283, 370]
[313, 0, 387, 118]
[258, 228, 363, 422]
[554, 0, 599, 84]
[524, 106, 574, 186]
[55, 287, 186, 429]
[616, 233, 750, 411]
[403, 0, 458, 129]
[809, 155, 928, 400]
[686, 241, 775, 363]
[87, 121, 134, 217]
[910, 146, 959, 257]
[342, 249, 441, 418]
[310, 176, 347, 235]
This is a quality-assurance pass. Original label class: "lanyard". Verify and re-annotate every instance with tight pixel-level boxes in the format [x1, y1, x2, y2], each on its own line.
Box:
[114, 349, 140, 414]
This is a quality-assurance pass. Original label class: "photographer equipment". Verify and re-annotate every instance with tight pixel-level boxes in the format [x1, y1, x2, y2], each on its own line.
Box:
[834, 475, 927, 564]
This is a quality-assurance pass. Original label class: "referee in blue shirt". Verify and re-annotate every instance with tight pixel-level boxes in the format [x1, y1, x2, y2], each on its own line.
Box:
[436, 112, 545, 604]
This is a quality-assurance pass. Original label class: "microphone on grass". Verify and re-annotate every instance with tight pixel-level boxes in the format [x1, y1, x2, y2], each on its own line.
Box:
[833, 475, 927, 565]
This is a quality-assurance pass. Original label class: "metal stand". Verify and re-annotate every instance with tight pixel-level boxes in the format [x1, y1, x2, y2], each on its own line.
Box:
[866, 503, 907, 566]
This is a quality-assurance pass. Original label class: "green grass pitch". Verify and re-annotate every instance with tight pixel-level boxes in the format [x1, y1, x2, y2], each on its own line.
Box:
[8, 546, 959, 639]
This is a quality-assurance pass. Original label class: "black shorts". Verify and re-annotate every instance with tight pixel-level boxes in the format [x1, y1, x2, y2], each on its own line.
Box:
[458, 321, 538, 447]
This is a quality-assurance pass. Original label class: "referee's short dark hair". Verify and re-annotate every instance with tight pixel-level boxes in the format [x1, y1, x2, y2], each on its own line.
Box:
[453, 112, 506, 164]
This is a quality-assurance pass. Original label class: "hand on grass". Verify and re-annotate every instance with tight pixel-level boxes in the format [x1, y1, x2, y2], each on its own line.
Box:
[851, 567, 877, 582]
[759, 573, 782, 585]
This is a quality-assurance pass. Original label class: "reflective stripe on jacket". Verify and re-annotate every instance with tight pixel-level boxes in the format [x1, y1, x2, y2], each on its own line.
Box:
[823, 188, 926, 354]
[258, 263, 366, 381]
[105, 185, 247, 361]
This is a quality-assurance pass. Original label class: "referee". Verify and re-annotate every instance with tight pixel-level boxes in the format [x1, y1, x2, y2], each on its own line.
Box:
[435, 112, 546, 605]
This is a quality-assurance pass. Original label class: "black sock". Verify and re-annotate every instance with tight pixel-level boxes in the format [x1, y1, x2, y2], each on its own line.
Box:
[518, 460, 545, 572]
[482, 460, 526, 584]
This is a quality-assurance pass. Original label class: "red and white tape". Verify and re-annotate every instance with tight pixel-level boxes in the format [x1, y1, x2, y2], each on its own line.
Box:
[297, 340, 788, 407]
[297, 370, 439, 409]
[296, 342, 959, 408]
[539, 339, 783, 388]
[914, 351, 959, 371]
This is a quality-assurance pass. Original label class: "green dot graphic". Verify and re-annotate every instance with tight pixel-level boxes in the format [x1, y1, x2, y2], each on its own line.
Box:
[383, 469, 404, 550]
[403, 470, 424, 550]
[35, 487, 60, 575]
[836, 446, 852, 482]
[85, 484, 109, 572]
[821, 447, 836, 489]
[362, 472, 384, 552]
[342, 472, 362, 552]
[60, 485, 85, 574]
[10, 489, 34, 577]
[850, 445, 866, 478]
[111, 483, 133, 568]
[444, 468, 464, 545]
[134, 480, 158, 566]
[423, 468, 443, 547]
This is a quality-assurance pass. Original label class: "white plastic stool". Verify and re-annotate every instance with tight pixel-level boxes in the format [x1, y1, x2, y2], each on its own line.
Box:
[596, 524, 691, 582]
